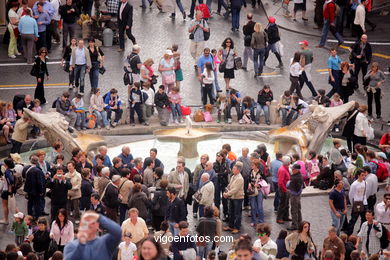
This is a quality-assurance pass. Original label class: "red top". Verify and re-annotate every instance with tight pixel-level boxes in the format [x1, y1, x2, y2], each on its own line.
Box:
[130, 167, 143, 181]
[379, 133, 390, 151]
[323, 0, 336, 23]
[277, 165, 290, 193]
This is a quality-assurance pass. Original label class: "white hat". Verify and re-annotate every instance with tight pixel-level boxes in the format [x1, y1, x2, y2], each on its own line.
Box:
[14, 212, 24, 219]
[112, 175, 121, 182]
[10, 153, 22, 164]
[165, 49, 173, 56]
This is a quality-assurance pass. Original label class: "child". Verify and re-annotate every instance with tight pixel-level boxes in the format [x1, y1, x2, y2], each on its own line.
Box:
[154, 85, 170, 126]
[33, 99, 42, 113]
[6, 103, 16, 127]
[11, 212, 28, 246]
[211, 49, 221, 94]
[168, 86, 183, 124]
[142, 82, 155, 125]
[306, 151, 320, 184]
[118, 232, 137, 260]
[215, 94, 227, 123]
[240, 96, 256, 124]
[201, 62, 215, 106]
[330, 93, 344, 132]
[24, 215, 35, 239]
[72, 94, 87, 130]
[129, 82, 146, 126]
[172, 44, 183, 88]
[30, 217, 50, 260]
[315, 89, 330, 107]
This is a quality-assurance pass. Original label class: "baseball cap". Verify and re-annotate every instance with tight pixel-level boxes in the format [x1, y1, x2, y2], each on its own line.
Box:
[14, 212, 24, 219]
[268, 16, 276, 23]
[377, 152, 387, 160]
[299, 40, 309, 46]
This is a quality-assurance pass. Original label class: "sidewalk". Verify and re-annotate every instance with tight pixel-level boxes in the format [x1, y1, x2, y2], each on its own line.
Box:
[262, 0, 390, 42]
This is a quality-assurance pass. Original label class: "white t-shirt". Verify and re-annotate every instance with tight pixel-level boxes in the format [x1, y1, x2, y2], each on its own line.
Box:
[202, 68, 215, 84]
[142, 88, 155, 106]
[8, 9, 19, 29]
[118, 241, 137, 259]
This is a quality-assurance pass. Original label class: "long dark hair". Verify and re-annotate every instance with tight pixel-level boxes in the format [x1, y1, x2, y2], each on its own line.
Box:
[138, 236, 167, 260]
[298, 221, 312, 238]
[55, 208, 69, 228]
[292, 52, 301, 64]
[222, 37, 234, 49]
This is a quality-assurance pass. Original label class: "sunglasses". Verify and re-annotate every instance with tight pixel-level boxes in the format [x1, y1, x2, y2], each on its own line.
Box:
[226, 41, 231, 43]
[257, 232, 267, 237]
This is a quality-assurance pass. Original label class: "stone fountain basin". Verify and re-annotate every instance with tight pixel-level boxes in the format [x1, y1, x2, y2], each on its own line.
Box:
[153, 127, 221, 142]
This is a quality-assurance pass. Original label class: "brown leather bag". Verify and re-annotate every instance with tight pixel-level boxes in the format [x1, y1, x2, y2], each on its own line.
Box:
[194, 110, 204, 122]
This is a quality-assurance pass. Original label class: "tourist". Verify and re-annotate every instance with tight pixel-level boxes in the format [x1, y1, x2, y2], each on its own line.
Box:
[141, 82, 155, 125]
[242, 13, 255, 70]
[238, 148, 251, 210]
[251, 23, 267, 77]
[253, 223, 277, 259]
[188, 10, 209, 66]
[80, 168, 93, 211]
[31, 48, 49, 104]
[223, 162, 244, 234]
[270, 152, 283, 212]
[117, 0, 136, 52]
[128, 183, 150, 221]
[193, 154, 208, 218]
[353, 104, 370, 146]
[125, 45, 142, 96]
[364, 62, 385, 119]
[287, 164, 304, 231]
[151, 180, 169, 231]
[234, 239, 255, 260]
[171, 221, 197, 260]
[230, 0, 243, 32]
[298, 40, 317, 97]
[0, 158, 15, 225]
[130, 158, 144, 180]
[64, 212, 122, 259]
[50, 209, 74, 252]
[362, 165, 378, 210]
[129, 82, 146, 126]
[201, 62, 215, 106]
[70, 39, 91, 96]
[219, 38, 237, 90]
[138, 236, 168, 260]
[59, 0, 78, 48]
[351, 34, 372, 88]
[375, 193, 390, 235]
[356, 210, 383, 256]
[348, 169, 368, 235]
[71, 94, 87, 130]
[34, 3, 51, 50]
[168, 86, 183, 124]
[339, 61, 357, 103]
[90, 88, 110, 130]
[159, 50, 176, 93]
[121, 208, 149, 244]
[196, 206, 217, 259]
[285, 221, 315, 259]
[352, 0, 367, 40]
[144, 148, 164, 171]
[168, 162, 189, 201]
[329, 179, 347, 235]
[102, 175, 121, 222]
[10, 115, 30, 154]
[275, 230, 289, 260]
[154, 85, 170, 126]
[278, 90, 293, 127]
[248, 159, 265, 226]
[326, 48, 342, 98]
[322, 227, 346, 260]
[55, 91, 77, 128]
[166, 187, 186, 236]
[18, 9, 38, 64]
[117, 146, 133, 169]
[29, 217, 50, 259]
[225, 88, 242, 124]
[118, 168, 133, 225]
[75, 152, 92, 174]
[87, 38, 104, 93]
[256, 85, 273, 125]
[289, 52, 304, 100]
[240, 96, 256, 124]
[90, 193, 105, 215]
[277, 156, 291, 224]
[118, 232, 137, 260]
[7, 2, 20, 59]
[198, 173, 215, 217]
[153, 221, 172, 256]
[65, 161, 82, 221]
[62, 38, 77, 89]
[47, 166, 72, 220]
[264, 17, 283, 69]
[318, 0, 343, 47]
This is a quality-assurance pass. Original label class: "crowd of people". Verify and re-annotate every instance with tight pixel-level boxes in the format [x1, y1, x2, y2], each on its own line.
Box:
[0, 134, 389, 259]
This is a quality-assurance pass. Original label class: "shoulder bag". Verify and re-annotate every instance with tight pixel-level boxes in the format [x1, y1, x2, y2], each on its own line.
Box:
[352, 181, 366, 213]
[219, 49, 231, 73]
[203, 19, 210, 41]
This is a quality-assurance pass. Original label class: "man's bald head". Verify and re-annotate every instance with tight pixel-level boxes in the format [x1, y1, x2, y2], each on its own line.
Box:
[247, 13, 253, 20]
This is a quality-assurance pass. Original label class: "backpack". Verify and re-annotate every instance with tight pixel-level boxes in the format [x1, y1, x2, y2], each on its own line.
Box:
[309, 160, 320, 176]
[52, 97, 59, 109]
[372, 161, 389, 182]
[380, 224, 390, 249]
[13, 94, 25, 112]
[87, 114, 97, 129]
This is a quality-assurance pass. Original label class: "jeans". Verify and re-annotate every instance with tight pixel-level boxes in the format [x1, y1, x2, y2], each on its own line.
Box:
[280, 108, 290, 126]
[130, 103, 144, 123]
[330, 209, 346, 235]
[141, 0, 152, 7]
[277, 191, 289, 221]
[249, 192, 264, 224]
[243, 46, 253, 68]
[336, 5, 346, 34]
[213, 70, 220, 93]
[170, 103, 182, 121]
[217, 0, 228, 13]
[197, 241, 213, 259]
[264, 43, 282, 65]
[202, 84, 214, 105]
[225, 103, 241, 121]
[169, 221, 179, 236]
[106, 108, 123, 123]
[273, 181, 280, 211]
[62, 22, 76, 48]
[214, 181, 228, 216]
[27, 195, 41, 219]
[228, 199, 243, 230]
[367, 88, 381, 117]
[89, 62, 100, 91]
[327, 69, 341, 98]
[319, 19, 344, 46]
[290, 194, 302, 228]
[231, 7, 241, 30]
[172, 0, 185, 14]
[74, 64, 87, 93]
[75, 112, 86, 129]
[37, 31, 46, 50]
[198, 204, 205, 217]
[347, 206, 367, 235]
[93, 110, 109, 127]
[190, 0, 203, 17]
[354, 60, 369, 85]
[289, 75, 304, 100]
[253, 48, 265, 75]
[67, 199, 80, 219]
[256, 104, 270, 124]
[119, 203, 128, 225]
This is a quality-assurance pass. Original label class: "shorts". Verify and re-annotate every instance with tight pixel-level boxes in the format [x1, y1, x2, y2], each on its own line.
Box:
[224, 68, 235, 79]
[294, 2, 306, 11]
[1, 191, 9, 200]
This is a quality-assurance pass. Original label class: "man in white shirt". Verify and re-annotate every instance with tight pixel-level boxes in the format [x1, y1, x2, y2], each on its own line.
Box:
[253, 223, 278, 260]
[353, 0, 367, 40]
[375, 193, 390, 235]
[121, 208, 148, 244]
[49, 0, 61, 44]
[347, 169, 368, 235]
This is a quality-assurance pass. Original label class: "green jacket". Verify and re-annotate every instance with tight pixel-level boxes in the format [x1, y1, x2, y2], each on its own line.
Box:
[12, 221, 28, 237]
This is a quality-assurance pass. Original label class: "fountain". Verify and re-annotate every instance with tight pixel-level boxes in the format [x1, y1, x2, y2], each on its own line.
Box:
[153, 116, 221, 158]
[269, 101, 356, 158]
[23, 109, 106, 160]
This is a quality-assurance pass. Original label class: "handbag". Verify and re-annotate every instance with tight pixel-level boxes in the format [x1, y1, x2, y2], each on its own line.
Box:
[247, 184, 258, 196]
[98, 66, 106, 75]
[234, 56, 242, 70]
[352, 181, 366, 213]
[63, 62, 70, 73]
[152, 194, 161, 211]
[30, 64, 37, 77]
[123, 72, 133, 86]
[163, 73, 175, 85]
[219, 49, 231, 73]
[192, 190, 202, 203]
[202, 20, 210, 41]
[47, 239, 58, 257]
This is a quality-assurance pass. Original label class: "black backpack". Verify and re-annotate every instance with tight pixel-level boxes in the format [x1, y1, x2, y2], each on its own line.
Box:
[52, 97, 60, 109]
[13, 94, 25, 112]
[380, 224, 390, 249]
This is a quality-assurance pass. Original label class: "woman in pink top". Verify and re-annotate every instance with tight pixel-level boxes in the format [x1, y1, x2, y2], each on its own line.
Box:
[292, 154, 308, 184]
[50, 209, 74, 252]
[330, 93, 344, 132]
[211, 49, 221, 93]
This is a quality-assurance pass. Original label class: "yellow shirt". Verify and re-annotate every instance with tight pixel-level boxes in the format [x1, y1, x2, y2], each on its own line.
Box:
[121, 217, 148, 244]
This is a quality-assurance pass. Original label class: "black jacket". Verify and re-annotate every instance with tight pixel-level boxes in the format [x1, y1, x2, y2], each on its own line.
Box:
[166, 197, 186, 223]
[32, 230, 50, 253]
[59, 4, 79, 24]
[90, 202, 105, 215]
[128, 191, 150, 220]
[265, 23, 280, 45]
[213, 160, 230, 186]
[46, 179, 72, 206]
[155, 92, 169, 108]
[75, 161, 93, 173]
[288, 173, 304, 194]
[32, 57, 49, 77]
[103, 183, 119, 209]
[196, 217, 217, 237]
[257, 90, 274, 106]
[339, 69, 357, 98]
[109, 166, 121, 179]
[243, 21, 256, 47]
[342, 108, 359, 137]
[351, 41, 372, 63]
[117, 2, 133, 28]
[152, 188, 169, 217]
[80, 178, 93, 210]
[23, 165, 45, 197]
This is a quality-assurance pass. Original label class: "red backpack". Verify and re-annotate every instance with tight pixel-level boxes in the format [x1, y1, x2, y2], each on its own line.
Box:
[372, 161, 389, 182]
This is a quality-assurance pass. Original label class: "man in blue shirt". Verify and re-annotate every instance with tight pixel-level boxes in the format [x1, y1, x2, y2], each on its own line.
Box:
[270, 152, 283, 212]
[18, 9, 38, 64]
[35, 3, 51, 50]
[33, 0, 54, 51]
[197, 47, 216, 100]
[64, 212, 121, 260]
[326, 48, 342, 98]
